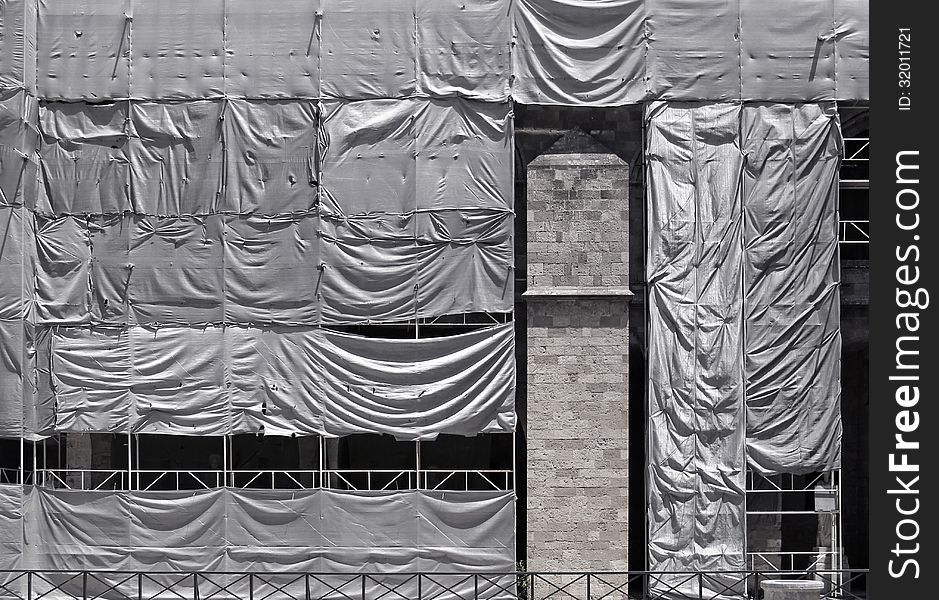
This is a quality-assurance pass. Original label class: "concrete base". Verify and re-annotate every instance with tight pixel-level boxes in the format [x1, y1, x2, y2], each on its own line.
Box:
[760, 580, 824, 600]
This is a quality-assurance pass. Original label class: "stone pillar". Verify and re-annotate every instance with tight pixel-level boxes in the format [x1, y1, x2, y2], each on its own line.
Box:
[761, 580, 824, 600]
[524, 131, 631, 571]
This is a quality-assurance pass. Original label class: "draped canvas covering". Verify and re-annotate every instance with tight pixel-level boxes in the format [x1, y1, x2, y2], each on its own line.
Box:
[39, 323, 516, 439]
[646, 102, 842, 594]
[0, 487, 515, 597]
[1, 0, 866, 585]
[1, 0, 522, 578]
[513, 0, 869, 105]
[14, 0, 867, 105]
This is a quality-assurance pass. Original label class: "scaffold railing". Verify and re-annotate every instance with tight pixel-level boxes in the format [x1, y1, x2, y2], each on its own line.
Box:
[30, 468, 514, 492]
[0, 569, 870, 600]
[839, 220, 869, 245]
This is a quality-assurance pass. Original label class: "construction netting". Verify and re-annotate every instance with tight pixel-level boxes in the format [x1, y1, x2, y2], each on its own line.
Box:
[646, 101, 842, 596]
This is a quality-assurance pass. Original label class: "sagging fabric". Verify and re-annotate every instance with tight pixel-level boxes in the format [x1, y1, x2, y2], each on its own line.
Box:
[514, 0, 869, 105]
[0, 487, 515, 596]
[646, 102, 842, 592]
[41, 323, 515, 439]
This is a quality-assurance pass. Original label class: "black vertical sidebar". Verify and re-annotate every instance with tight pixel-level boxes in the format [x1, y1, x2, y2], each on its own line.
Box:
[869, 2, 937, 598]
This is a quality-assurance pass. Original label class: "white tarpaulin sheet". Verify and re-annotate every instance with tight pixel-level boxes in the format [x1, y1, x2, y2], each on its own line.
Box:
[19, 0, 869, 104]
[43, 323, 515, 439]
[33, 0, 514, 102]
[646, 102, 842, 591]
[742, 104, 842, 475]
[0, 0, 36, 92]
[514, 0, 870, 105]
[32, 98, 514, 325]
[0, 89, 38, 439]
[0, 484, 22, 570]
[0, 488, 515, 597]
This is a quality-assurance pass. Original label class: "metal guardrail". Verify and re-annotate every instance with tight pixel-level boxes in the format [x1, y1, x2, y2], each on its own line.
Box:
[0, 570, 870, 600]
[839, 220, 869, 245]
[31, 469, 514, 492]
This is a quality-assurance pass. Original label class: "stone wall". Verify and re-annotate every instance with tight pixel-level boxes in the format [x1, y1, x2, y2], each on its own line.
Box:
[524, 132, 630, 571]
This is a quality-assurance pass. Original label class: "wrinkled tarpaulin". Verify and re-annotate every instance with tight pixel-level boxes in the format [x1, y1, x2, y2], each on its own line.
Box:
[32, 0, 512, 102]
[38, 323, 515, 439]
[2, 0, 866, 583]
[513, 0, 869, 105]
[19, 0, 869, 105]
[0, 87, 39, 440]
[646, 102, 842, 594]
[2, 0, 520, 577]
[0, 487, 515, 597]
[32, 98, 514, 325]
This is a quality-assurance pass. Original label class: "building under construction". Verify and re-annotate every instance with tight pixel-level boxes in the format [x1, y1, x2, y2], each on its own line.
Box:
[0, 1, 869, 598]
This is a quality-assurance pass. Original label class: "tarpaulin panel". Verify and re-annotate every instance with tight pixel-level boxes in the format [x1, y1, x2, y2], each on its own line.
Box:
[0, 484, 23, 570]
[320, 491, 419, 549]
[224, 488, 323, 548]
[416, 0, 511, 100]
[22, 487, 132, 570]
[0, 320, 25, 436]
[320, 99, 417, 217]
[834, 0, 869, 101]
[223, 214, 321, 325]
[647, 102, 842, 593]
[128, 100, 224, 216]
[418, 491, 515, 550]
[224, 489, 324, 577]
[88, 214, 130, 322]
[228, 326, 323, 436]
[36, 0, 130, 100]
[44, 323, 515, 438]
[31, 209, 513, 327]
[416, 99, 512, 212]
[0, 206, 26, 320]
[34, 215, 90, 324]
[739, 0, 836, 101]
[1, 89, 38, 209]
[37, 101, 129, 215]
[0, 0, 36, 91]
[0, 134, 31, 209]
[319, 99, 513, 322]
[51, 325, 131, 432]
[414, 209, 513, 245]
[320, 0, 417, 100]
[129, 0, 225, 100]
[224, 0, 321, 99]
[317, 324, 516, 439]
[646, 0, 740, 101]
[512, 0, 647, 106]
[324, 97, 514, 214]
[20, 488, 516, 578]
[126, 215, 224, 324]
[319, 230, 513, 324]
[29, 325, 55, 436]
[223, 99, 318, 215]
[129, 326, 228, 435]
[130, 490, 227, 571]
[742, 103, 842, 474]
[52, 326, 230, 434]
[417, 236, 513, 318]
[646, 102, 746, 593]
[318, 234, 419, 323]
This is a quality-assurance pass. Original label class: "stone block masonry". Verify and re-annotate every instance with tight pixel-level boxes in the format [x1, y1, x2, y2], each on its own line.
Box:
[524, 131, 630, 571]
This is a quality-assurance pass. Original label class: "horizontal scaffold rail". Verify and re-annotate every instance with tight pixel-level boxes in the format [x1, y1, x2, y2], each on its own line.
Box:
[0, 570, 870, 600]
[28, 468, 514, 492]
